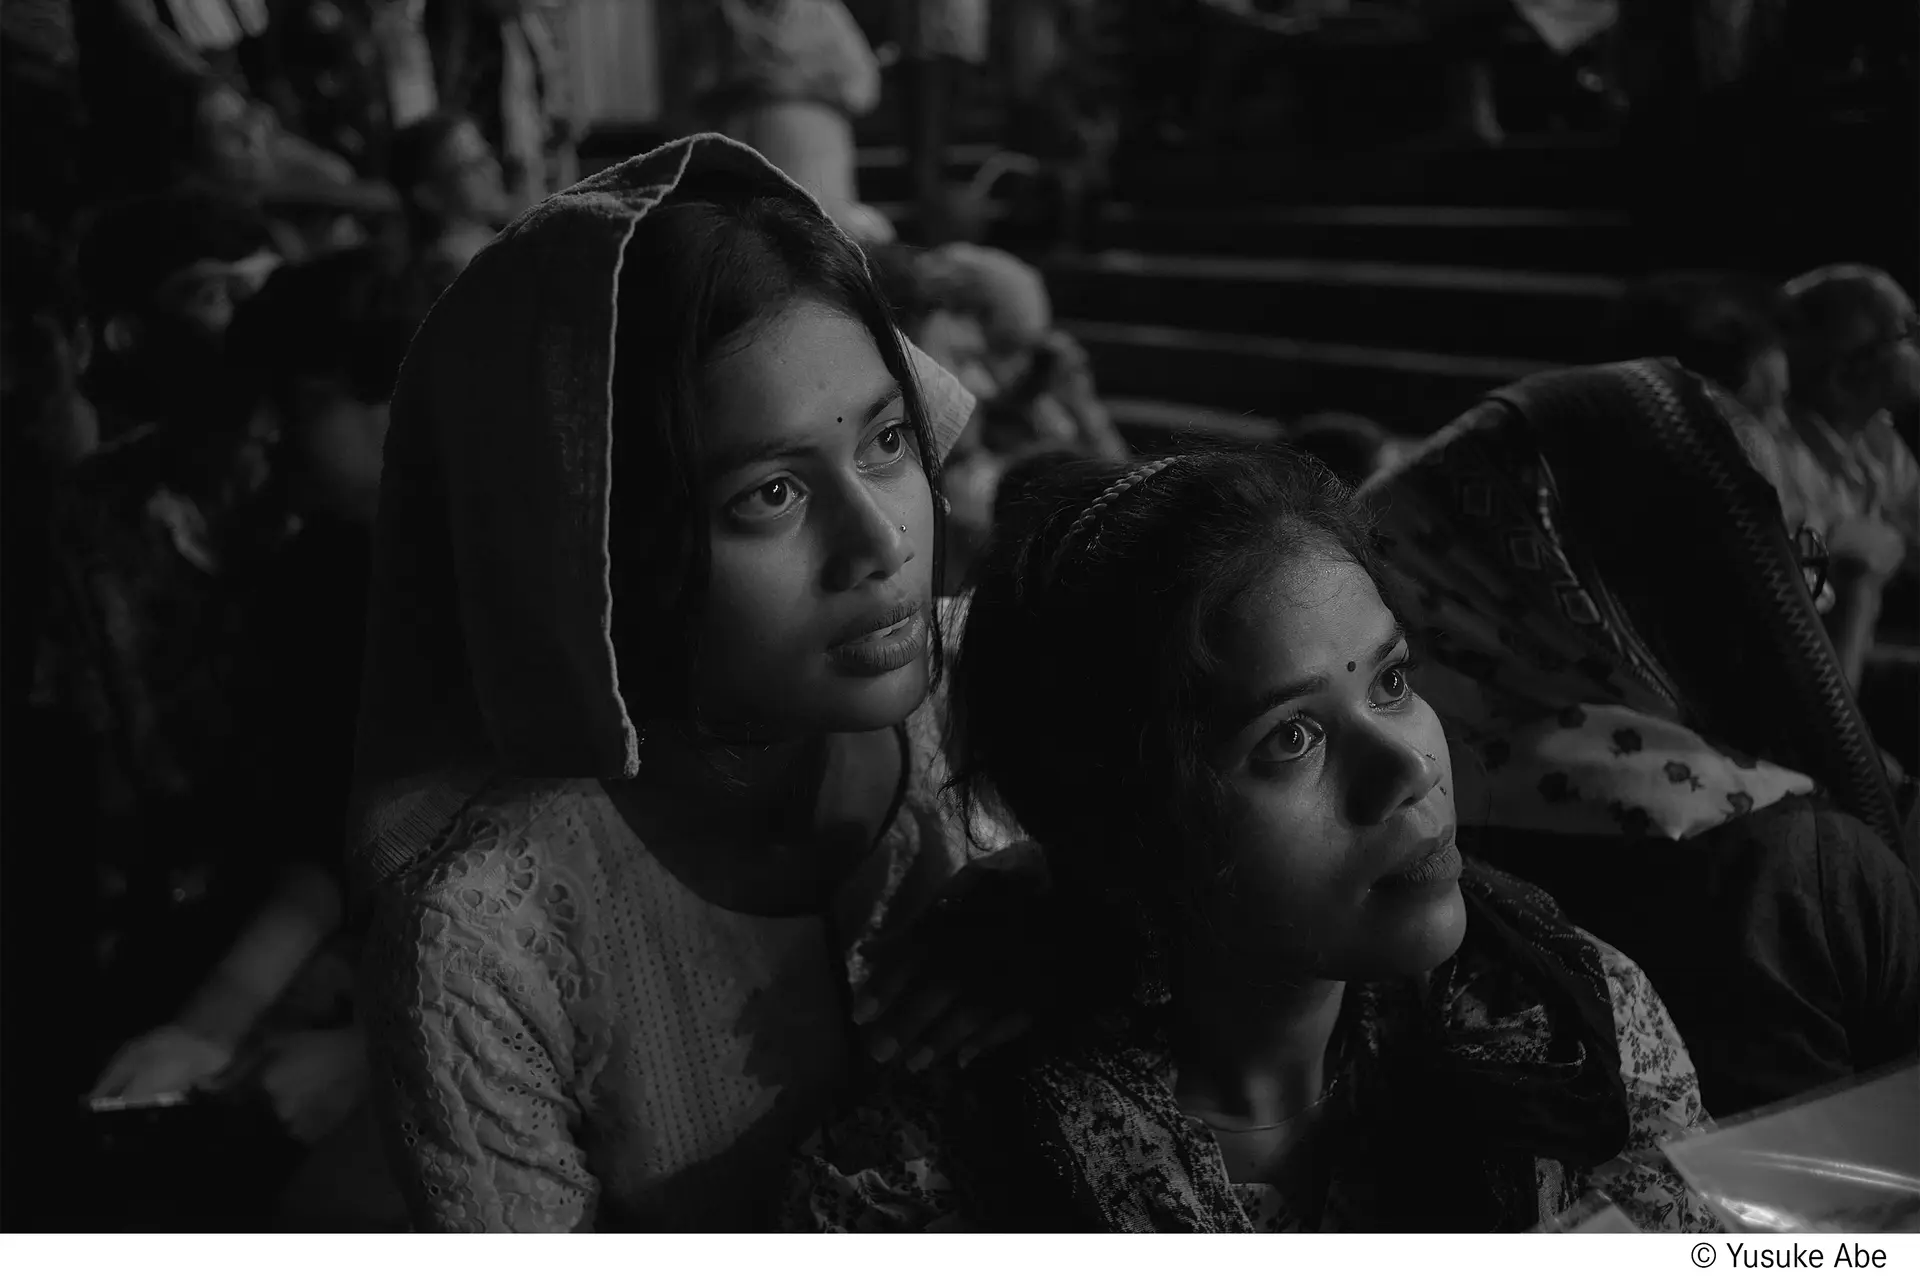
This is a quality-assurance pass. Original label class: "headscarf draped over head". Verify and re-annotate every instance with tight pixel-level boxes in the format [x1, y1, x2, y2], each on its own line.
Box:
[348, 134, 976, 891]
[1362, 364, 1817, 843]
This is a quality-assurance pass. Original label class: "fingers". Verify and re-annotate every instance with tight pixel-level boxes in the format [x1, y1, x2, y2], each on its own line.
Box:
[90, 1054, 141, 1100]
[850, 937, 929, 1027]
[957, 1012, 1034, 1069]
[896, 1004, 995, 1074]
[861, 977, 961, 1066]
[91, 1035, 176, 1100]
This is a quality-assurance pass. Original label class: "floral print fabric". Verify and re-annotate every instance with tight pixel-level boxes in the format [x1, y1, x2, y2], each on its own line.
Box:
[1362, 400, 1814, 841]
[786, 867, 1719, 1233]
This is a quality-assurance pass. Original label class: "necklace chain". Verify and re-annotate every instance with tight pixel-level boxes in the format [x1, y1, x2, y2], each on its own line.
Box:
[1191, 1079, 1342, 1134]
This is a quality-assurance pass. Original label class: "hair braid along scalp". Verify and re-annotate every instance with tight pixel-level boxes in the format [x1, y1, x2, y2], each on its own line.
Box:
[1055, 457, 1177, 566]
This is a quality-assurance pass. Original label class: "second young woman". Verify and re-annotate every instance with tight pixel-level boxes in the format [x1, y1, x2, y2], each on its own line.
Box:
[787, 448, 1717, 1232]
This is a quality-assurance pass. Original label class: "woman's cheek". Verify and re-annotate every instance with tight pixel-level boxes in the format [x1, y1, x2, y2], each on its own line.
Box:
[700, 537, 812, 655]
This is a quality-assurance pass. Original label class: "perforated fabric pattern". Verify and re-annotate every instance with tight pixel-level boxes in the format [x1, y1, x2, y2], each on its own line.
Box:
[363, 693, 990, 1230]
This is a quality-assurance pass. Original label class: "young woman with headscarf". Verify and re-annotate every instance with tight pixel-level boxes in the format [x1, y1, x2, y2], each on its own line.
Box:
[349, 135, 1036, 1230]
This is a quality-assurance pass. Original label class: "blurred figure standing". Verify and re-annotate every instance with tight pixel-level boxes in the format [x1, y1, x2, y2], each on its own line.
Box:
[874, 239, 1126, 587]
[48, 191, 288, 1028]
[1738, 266, 1920, 693]
[86, 246, 415, 1230]
[390, 109, 509, 300]
[897, 0, 986, 242]
[421, 0, 576, 211]
[1618, 272, 1792, 423]
[249, 0, 438, 180]
[1, 0, 86, 227]
[73, 0, 364, 200]
[687, 0, 892, 241]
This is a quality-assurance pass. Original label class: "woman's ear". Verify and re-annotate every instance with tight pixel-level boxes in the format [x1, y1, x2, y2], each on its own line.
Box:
[100, 314, 140, 358]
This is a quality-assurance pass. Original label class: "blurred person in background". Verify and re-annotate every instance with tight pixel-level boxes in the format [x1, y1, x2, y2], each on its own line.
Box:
[1423, 0, 1620, 147]
[896, 0, 986, 242]
[687, 0, 893, 242]
[250, 0, 437, 181]
[2, 217, 100, 477]
[74, 188, 282, 438]
[89, 245, 415, 1228]
[873, 239, 1126, 588]
[2, 217, 97, 845]
[74, 0, 367, 201]
[1, 0, 86, 228]
[991, 0, 1114, 249]
[47, 189, 292, 1042]
[2, 214, 97, 742]
[1732, 265, 1920, 695]
[422, 0, 575, 212]
[1617, 272, 1791, 426]
[390, 108, 509, 301]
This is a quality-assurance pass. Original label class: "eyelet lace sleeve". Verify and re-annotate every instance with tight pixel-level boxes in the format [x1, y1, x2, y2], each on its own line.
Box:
[362, 862, 600, 1231]
[1580, 932, 1721, 1233]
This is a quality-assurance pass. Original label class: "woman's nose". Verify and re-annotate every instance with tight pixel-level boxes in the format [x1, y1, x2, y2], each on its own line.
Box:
[1345, 724, 1443, 828]
[823, 482, 911, 592]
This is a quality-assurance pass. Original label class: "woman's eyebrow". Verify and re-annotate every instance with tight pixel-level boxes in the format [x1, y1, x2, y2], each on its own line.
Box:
[1225, 625, 1409, 735]
[704, 383, 904, 477]
[705, 435, 812, 478]
[851, 382, 905, 425]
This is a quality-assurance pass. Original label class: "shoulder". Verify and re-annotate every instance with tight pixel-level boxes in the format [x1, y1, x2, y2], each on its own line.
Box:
[1579, 929, 1703, 1130]
[373, 778, 610, 980]
[1582, 930, 1674, 1055]
[1699, 795, 1908, 914]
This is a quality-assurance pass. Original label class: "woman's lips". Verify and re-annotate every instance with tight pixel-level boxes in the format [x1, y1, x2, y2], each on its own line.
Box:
[1374, 833, 1462, 895]
[826, 604, 927, 677]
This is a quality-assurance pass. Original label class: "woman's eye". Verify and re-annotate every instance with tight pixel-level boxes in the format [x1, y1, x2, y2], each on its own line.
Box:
[1255, 718, 1323, 765]
[864, 421, 909, 465]
[1375, 661, 1415, 705]
[729, 475, 802, 521]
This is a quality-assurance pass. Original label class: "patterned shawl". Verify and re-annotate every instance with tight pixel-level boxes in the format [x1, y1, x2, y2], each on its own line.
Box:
[1361, 393, 1815, 842]
[956, 864, 1630, 1232]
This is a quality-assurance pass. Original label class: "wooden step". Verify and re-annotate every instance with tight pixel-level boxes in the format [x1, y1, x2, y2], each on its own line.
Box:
[1111, 134, 1626, 208]
[1104, 397, 1285, 446]
[1092, 203, 1645, 272]
[1045, 251, 1627, 365]
[1066, 320, 1551, 432]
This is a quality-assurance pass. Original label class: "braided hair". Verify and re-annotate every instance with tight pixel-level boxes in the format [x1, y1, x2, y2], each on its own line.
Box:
[951, 446, 1380, 969]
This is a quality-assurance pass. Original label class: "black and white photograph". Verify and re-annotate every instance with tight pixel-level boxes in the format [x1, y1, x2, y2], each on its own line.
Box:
[0, 0, 1915, 1246]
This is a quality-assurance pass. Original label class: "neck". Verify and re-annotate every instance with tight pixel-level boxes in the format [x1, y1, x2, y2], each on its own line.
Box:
[1169, 949, 1347, 1128]
[625, 720, 827, 843]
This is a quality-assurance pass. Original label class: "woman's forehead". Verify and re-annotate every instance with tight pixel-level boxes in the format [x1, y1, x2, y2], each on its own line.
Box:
[700, 300, 897, 458]
[1217, 553, 1389, 674]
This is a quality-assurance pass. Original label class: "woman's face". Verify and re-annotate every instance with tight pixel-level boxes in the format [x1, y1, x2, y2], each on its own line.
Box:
[1200, 547, 1464, 982]
[687, 298, 936, 739]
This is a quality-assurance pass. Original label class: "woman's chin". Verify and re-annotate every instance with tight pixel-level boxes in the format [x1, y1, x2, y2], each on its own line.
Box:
[1357, 883, 1469, 978]
[816, 657, 932, 732]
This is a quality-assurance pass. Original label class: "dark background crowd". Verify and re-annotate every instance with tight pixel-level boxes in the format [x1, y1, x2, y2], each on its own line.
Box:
[0, 0, 1914, 1231]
